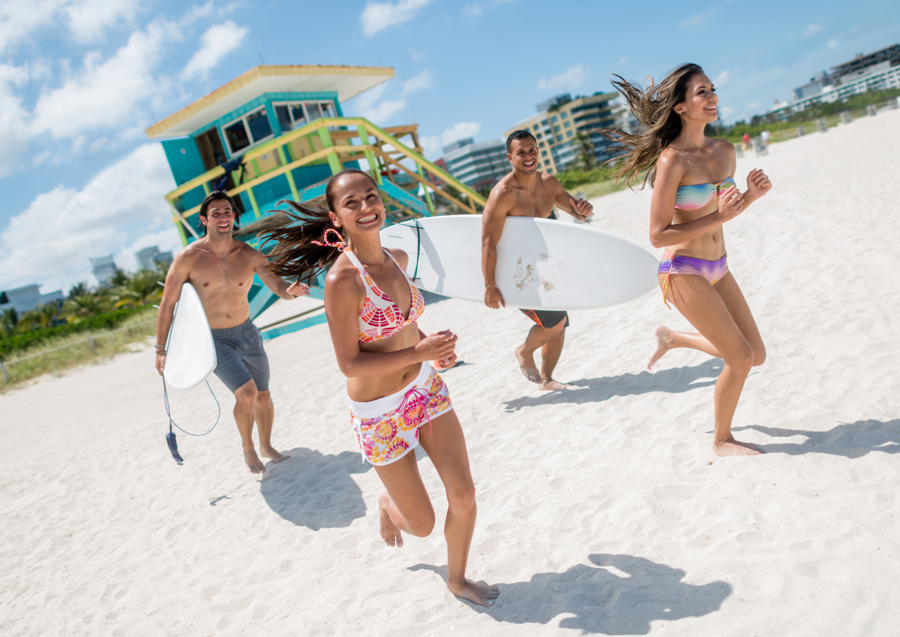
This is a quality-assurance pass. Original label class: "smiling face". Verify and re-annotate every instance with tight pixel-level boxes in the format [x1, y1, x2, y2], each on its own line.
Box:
[508, 137, 540, 175]
[201, 199, 235, 237]
[328, 172, 384, 239]
[675, 73, 718, 122]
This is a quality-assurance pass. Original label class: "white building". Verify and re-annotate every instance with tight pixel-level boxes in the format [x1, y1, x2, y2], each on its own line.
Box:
[89, 255, 118, 287]
[769, 45, 900, 118]
[136, 246, 174, 271]
[0, 284, 65, 315]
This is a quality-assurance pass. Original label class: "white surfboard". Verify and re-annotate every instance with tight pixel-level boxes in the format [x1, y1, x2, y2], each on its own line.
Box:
[164, 283, 217, 391]
[380, 215, 658, 310]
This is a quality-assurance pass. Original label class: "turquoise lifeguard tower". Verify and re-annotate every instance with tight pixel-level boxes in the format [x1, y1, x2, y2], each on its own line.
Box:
[147, 64, 484, 338]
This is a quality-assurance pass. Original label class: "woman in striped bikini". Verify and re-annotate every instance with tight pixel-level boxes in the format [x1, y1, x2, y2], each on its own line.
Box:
[261, 169, 499, 606]
[602, 64, 772, 456]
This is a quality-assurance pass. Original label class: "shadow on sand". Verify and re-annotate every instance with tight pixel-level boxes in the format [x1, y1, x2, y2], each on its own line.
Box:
[411, 553, 731, 634]
[502, 359, 723, 412]
[734, 419, 900, 458]
[260, 448, 372, 530]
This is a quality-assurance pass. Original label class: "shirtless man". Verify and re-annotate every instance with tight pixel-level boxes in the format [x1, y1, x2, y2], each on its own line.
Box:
[155, 191, 309, 474]
[482, 130, 594, 390]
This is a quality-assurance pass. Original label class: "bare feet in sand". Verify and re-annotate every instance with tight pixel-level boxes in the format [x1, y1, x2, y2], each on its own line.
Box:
[260, 445, 290, 463]
[243, 447, 267, 474]
[713, 437, 764, 456]
[448, 578, 501, 607]
[648, 326, 673, 370]
[515, 346, 541, 384]
[539, 378, 572, 391]
[378, 492, 403, 548]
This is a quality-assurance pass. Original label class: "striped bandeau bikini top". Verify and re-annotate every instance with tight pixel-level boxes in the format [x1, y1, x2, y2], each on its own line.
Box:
[674, 177, 737, 210]
[344, 249, 424, 344]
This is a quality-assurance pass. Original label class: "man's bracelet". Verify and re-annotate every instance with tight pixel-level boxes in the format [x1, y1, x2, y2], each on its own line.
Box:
[155, 345, 166, 353]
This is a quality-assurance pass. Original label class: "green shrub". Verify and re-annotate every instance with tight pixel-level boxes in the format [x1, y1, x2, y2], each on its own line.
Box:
[0, 307, 145, 358]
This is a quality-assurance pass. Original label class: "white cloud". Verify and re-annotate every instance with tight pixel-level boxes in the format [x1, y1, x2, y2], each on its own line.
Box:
[361, 0, 435, 37]
[0, 63, 32, 178]
[402, 69, 433, 94]
[182, 20, 247, 80]
[420, 121, 482, 157]
[65, 0, 138, 43]
[463, 2, 484, 17]
[714, 70, 730, 86]
[30, 19, 174, 140]
[0, 0, 138, 52]
[347, 70, 434, 124]
[747, 101, 761, 109]
[720, 106, 735, 117]
[537, 64, 588, 93]
[361, 99, 407, 123]
[828, 38, 839, 48]
[0, 144, 177, 292]
[618, 57, 627, 66]
[802, 22, 824, 37]
[681, 6, 716, 28]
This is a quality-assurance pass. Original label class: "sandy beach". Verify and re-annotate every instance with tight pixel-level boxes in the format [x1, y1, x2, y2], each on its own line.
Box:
[2, 109, 899, 636]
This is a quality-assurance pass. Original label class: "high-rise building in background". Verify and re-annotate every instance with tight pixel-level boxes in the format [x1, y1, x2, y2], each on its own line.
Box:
[0, 284, 64, 315]
[504, 92, 632, 174]
[89, 255, 118, 287]
[769, 44, 900, 118]
[440, 137, 509, 191]
[135, 246, 174, 271]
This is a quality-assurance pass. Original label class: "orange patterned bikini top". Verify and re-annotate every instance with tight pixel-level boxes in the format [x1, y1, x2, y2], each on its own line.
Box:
[344, 249, 424, 344]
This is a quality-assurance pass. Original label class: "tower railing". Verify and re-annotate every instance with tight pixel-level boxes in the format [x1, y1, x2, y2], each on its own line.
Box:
[164, 117, 487, 245]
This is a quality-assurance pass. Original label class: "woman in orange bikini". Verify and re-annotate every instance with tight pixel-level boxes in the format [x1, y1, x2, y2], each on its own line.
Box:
[262, 169, 499, 606]
[602, 64, 773, 456]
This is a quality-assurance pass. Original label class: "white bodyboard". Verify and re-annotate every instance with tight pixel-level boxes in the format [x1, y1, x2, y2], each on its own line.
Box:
[164, 283, 217, 391]
[380, 215, 658, 310]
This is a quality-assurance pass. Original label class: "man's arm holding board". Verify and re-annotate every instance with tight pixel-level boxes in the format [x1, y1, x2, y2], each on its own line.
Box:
[155, 251, 192, 375]
[481, 185, 514, 308]
[251, 245, 310, 300]
[551, 176, 593, 221]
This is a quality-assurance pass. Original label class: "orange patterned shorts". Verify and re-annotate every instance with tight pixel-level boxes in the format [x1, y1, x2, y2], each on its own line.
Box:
[350, 363, 452, 466]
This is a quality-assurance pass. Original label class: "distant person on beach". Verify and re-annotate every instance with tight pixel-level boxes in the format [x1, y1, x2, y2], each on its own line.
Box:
[155, 191, 309, 474]
[260, 169, 499, 607]
[601, 64, 772, 456]
[761, 130, 771, 148]
[481, 130, 593, 390]
[741, 132, 750, 152]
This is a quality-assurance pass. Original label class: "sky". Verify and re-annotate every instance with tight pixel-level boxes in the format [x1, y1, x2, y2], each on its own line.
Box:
[1, 0, 898, 294]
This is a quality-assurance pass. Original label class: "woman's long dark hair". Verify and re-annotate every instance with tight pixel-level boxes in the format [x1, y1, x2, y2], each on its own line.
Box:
[260, 169, 378, 282]
[600, 63, 705, 188]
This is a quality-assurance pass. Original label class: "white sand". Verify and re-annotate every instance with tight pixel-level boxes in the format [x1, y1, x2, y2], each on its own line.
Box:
[2, 110, 899, 636]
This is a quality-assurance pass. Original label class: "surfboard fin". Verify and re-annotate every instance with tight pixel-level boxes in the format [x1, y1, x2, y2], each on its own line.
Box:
[166, 432, 184, 465]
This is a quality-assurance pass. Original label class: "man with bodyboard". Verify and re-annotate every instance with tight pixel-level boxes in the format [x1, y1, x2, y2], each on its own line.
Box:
[481, 130, 593, 390]
[155, 191, 309, 474]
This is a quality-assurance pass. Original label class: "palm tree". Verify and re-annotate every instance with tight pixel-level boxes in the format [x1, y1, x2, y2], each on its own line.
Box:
[62, 294, 108, 322]
[575, 132, 596, 171]
[68, 282, 89, 298]
[1, 307, 18, 338]
[113, 270, 164, 309]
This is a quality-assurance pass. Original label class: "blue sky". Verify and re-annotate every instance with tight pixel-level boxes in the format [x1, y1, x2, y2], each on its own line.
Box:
[1, 0, 898, 294]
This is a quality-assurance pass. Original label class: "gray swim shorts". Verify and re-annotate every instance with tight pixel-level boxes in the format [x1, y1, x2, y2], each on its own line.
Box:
[211, 318, 270, 393]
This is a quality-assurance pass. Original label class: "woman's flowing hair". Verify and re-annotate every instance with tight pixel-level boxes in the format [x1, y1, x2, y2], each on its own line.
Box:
[600, 63, 705, 188]
[259, 168, 378, 282]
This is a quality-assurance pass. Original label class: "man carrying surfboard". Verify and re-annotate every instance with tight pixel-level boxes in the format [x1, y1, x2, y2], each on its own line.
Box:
[482, 129, 594, 390]
[155, 191, 309, 474]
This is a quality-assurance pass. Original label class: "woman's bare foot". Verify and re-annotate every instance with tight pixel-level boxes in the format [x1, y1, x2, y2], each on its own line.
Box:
[713, 437, 764, 456]
[447, 578, 500, 607]
[260, 445, 290, 463]
[378, 492, 403, 548]
[515, 346, 541, 383]
[539, 378, 572, 391]
[648, 326, 673, 370]
[243, 447, 267, 474]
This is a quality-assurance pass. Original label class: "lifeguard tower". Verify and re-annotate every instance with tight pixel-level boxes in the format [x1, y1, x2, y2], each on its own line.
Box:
[147, 64, 485, 338]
